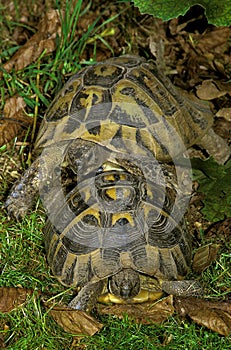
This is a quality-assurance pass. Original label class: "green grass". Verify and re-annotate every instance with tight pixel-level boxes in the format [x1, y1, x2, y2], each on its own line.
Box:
[201, 251, 231, 298]
[0, 300, 74, 349]
[0, 0, 230, 348]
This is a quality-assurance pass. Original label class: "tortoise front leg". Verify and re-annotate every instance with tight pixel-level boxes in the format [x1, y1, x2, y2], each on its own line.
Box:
[5, 157, 42, 219]
[68, 280, 105, 312]
[5, 143, 67, 219]
[162, 280, 203, 297]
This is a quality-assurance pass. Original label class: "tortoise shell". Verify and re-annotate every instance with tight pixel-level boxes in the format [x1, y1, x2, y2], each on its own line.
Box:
[38, 56, 211, 293]
[35, 55, 213, 161]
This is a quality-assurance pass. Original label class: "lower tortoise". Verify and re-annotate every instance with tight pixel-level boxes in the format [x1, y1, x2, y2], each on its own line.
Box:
[5, 55, 230, 311]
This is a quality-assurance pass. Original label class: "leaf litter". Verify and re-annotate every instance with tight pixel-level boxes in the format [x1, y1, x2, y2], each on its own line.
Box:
[192, 244, 220, 274]
[0, 96, 32, 147]
[0, 287, 34, 313]
[45, 304, 103, 336]
[1, 0, 231, 340]
[1, 288, 231, 336]
[174, 297, 231, 336]
[2, 10, 61, 73]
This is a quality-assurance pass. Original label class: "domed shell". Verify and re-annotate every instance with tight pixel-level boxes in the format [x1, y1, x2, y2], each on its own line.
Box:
[35, 55, 213, 162]
[40, 55, 208, 291]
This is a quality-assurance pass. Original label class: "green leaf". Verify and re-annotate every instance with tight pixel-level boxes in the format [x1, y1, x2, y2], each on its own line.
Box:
[191, 158, 231, 222]
[132, 0, 231, 26]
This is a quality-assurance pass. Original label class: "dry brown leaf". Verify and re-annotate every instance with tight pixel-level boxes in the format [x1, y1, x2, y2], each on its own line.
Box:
[98, 295, 174, 324]
[174, 297, 231, 336]
[0, 287, 33, 313]
[213, 117, 231, 143]
[196, 27, 231, 54]
[0, 95, 32, 146]
[3, 10, 61, 73]
[192, 244, 220, 274]
[47, 304, 103, 336]
[206, 218, 231, 241]
[216, 108, 231, 122]
[196, 80, 229, 100]
[169, 22, 231, 89]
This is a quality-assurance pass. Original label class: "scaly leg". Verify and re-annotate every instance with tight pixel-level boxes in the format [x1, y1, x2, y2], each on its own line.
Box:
[162, 279, 203, 297]
[68, 280, 105, 312]
[5, 157, 42, 219]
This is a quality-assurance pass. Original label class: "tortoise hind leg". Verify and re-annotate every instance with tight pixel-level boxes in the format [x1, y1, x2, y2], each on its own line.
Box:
[68, 280, 105, 312]
[162, 280, 203, 297]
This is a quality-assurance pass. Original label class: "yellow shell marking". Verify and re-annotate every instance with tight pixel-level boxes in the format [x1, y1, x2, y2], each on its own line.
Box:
[105, 187, 117, 200]
[80, 87, 106, 110]
[111, 212, 134, 226]
[104, 174, 116, 181]
[60, 207, 101, 239]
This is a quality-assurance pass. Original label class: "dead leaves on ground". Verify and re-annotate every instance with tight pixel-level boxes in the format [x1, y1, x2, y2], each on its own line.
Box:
[174, 297, 231, 336]
[1, 9, 62, 146]
[166, 24, 231, 87]
[206, 218, 231, 242]
[196, 80, 231, 100]
[2, 4, 231, 147]
[98, 295, 175, 325]
[164, 18, 231, 130]
[0, 287, 34, 312]
[46, 305, 103, 336]
[0, 96, 32, 146]
[1, 286, 230, 336]
[192, 244, 220, 274]
[2, 10, 61, 73]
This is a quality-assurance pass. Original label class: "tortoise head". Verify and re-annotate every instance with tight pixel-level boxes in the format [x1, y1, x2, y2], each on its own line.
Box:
[109, 268, 140, 300]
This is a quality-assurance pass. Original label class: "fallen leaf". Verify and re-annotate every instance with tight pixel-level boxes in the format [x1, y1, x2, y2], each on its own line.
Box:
[174, 297, 231, 336]
[213, 116, 231, 142]
[216, 108, 231, 121]
[0, 287, 33, 313]
[98, 295, 174, 324]
[0, 95, 32, 146]
[46, 304, 103, 336]
[196, 80, 229, 100]
[171, 24, 231, 89]
[206, 218, 231, 242]
[192, 244, 220, 274]
[196, 27, 231, 54]
[3, 10, 61, 73]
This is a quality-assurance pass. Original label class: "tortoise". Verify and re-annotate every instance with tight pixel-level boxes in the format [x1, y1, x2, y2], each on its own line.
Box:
[5, 55, 230, 311]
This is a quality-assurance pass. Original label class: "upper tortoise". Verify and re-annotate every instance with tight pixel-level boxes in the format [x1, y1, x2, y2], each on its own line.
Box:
[5, 55, 230, 311]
